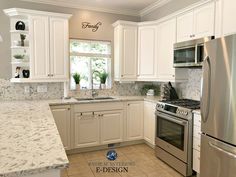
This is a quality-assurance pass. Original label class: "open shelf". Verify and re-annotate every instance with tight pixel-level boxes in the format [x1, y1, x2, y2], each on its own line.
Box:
[11, 46, 29, 49]
[10, 30, 29, 34]
[11, 61, 29, 66]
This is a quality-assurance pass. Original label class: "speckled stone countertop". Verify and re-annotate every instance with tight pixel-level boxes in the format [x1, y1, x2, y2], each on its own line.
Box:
[193, 109, 201, 114]
[0, 96, 161, 177]
[49, 96, 161, 106]
[0, 101, 69, 177]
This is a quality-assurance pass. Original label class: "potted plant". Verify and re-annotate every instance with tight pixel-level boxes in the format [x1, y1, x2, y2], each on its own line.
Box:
[97, 71, 108, 89]
[13, 54, 25, 62]
[72, 73, 81, 91]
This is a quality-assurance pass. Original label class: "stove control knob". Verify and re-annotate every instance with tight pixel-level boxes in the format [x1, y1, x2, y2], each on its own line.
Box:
[184, 112, 188, 116]
[161, 104, 164, 109]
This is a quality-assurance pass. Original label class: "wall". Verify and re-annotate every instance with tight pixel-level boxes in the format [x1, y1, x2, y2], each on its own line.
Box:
[141, 0, 200, 21]
[0, 0, 139, 79]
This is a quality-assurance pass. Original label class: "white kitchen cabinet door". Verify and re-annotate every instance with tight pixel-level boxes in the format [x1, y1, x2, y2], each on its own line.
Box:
[177, 11, 194, 42]
[143, 101, 156, 146]
[221, 0, 236, 36]
[138, 26, 157, 80]
[157, 18, 176, 81]
[30, 15, 50, 79]
[126, 101, 144, 141]
[50, 105, 71, 150]
[99, 110, 123, 144]
[49, 17, 69, 79]
[121, 26, 137, 80]
[194, 2, 215, 39]
[74, 112, 100, 148]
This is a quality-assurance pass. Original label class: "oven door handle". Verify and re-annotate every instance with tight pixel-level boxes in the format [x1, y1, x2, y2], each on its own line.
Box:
[157, 112, 188, 126]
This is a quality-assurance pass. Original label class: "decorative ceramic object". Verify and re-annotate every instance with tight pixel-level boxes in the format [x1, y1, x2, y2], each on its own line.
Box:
[76, 84, 80, 91]
[101, 84, 106, 89]
[22, 70, 30, 78]
[15, 21, 25, 30]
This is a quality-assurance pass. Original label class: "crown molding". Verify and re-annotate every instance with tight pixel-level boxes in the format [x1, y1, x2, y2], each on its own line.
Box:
[19, 0, 140, 16]
[139, 0, 173, 17]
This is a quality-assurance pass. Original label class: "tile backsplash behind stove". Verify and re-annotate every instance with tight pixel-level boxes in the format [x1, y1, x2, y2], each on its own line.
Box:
[176, 69, 203, 101]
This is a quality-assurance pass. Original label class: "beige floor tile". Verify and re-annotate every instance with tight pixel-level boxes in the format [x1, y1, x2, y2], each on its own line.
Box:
[67, 163, 93, 176]
[66, 144, 185, 177]
[61, 169, 68, 177]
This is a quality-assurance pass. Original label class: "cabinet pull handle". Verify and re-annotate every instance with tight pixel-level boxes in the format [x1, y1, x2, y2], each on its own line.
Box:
[48, 74, 50, 77]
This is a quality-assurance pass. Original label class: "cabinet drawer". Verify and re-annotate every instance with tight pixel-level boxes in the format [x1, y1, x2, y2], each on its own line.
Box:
[193, 125, 201, 139]
[193, 149, 200, 173]
[74, 102, 123, 112]
[194, 113, 201, 127]
[193, 137, 201, 151]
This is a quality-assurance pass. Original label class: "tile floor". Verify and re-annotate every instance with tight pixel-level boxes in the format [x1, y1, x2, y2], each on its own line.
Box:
[62, 144, 189, 177]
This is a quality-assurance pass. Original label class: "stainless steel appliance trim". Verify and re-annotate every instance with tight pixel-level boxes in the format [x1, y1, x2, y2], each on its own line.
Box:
[173, 63, 203, 68]
[209, 142, 236, 158]
[155, 146, 192, 176]
[156, 111, 189, 162]
[201, 56, 211, 123]
[174, 45, 195, 50]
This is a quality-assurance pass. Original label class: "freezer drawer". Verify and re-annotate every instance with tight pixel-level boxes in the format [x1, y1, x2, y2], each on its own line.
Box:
[200, 134, 236, 177]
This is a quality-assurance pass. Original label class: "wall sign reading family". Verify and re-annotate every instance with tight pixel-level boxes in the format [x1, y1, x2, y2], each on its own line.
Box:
[82, 22, 102, 32]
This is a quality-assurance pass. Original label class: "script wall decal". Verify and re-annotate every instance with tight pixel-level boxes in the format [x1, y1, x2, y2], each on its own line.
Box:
[82, 22, 102, 32]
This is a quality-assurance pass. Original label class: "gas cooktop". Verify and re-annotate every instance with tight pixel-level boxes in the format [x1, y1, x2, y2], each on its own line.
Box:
[156, 99, 200, 119]
[161, 99, 200, 110]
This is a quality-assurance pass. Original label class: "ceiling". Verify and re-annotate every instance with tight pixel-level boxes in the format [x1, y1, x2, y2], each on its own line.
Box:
[20, 0, 172, 16]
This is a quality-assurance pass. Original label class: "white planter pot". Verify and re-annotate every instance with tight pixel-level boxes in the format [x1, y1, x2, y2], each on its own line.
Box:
[101, 84, 106, 89]
[76, 84, 80, 91]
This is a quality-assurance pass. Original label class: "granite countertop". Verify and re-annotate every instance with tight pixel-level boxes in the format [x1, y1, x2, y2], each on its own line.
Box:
[0, 101, 69, 177]
[193, 109, 201, 114]
[0, 95, 161, 177]
[49, 96, 161, 106]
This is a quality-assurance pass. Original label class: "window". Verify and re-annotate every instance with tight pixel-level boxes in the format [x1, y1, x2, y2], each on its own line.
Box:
[70, 39, 111, 90]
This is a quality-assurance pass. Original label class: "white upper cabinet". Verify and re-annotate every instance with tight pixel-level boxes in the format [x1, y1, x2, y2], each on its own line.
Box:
[157, 18, 187, 82]
[30, 15, 50, 79]
[216, 0, 236, 36]
[138, 26, 157, 80]
[193, 2, 215, 39]
[49, 17, 69, 79]
[177, 2, 215, 42]
[30, 16, 70, 81]
[157, 18, 176, 81]
[177, 11, 194, 43]
[113, 21, 138, 81]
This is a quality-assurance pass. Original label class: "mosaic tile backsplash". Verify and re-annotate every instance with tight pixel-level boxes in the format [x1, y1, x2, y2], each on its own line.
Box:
[0, 69, 202, 101]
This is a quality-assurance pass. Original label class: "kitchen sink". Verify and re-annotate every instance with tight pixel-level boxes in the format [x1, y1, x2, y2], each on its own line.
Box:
[75, 97, 115, 101]
[94, 97, 115, 100]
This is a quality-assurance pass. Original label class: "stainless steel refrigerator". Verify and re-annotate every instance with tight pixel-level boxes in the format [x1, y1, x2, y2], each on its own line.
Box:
[200, 34, 236, 177]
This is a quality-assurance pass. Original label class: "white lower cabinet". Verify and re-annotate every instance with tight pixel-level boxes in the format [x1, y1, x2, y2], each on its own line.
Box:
[100, 110, 123, 144]
[74, 112, 100, 148]
[193, 112, 201, 175]
[143, 101, 156, 146]
[126, 101, 144, 141]
[50, 105, 71, 150]
[72, 102, 124, 149]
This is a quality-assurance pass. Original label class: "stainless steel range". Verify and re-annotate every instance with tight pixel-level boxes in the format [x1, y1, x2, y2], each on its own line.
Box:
[155, 99, 200, 176]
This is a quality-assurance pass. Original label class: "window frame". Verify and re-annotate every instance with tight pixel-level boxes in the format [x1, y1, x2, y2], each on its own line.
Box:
[69, 38, 112, 90]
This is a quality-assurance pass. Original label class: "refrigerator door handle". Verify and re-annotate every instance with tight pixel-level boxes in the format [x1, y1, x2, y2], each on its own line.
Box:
[209, 142, 236, 158]
[201, 56, 211, 123]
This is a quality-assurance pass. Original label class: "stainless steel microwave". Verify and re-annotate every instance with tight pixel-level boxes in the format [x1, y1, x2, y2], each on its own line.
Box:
[173, 36, 214, 68]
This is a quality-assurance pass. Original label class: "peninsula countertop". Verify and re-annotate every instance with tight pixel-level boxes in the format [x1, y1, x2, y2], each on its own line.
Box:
[0, 96, 161, 177]
[0, 101, 69, 177]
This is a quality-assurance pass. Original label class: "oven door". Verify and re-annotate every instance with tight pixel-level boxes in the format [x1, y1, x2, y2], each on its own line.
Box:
[156, 111, 189, 162]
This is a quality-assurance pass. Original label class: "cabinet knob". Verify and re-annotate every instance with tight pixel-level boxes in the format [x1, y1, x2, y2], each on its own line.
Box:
[121, 75, 124, 77]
